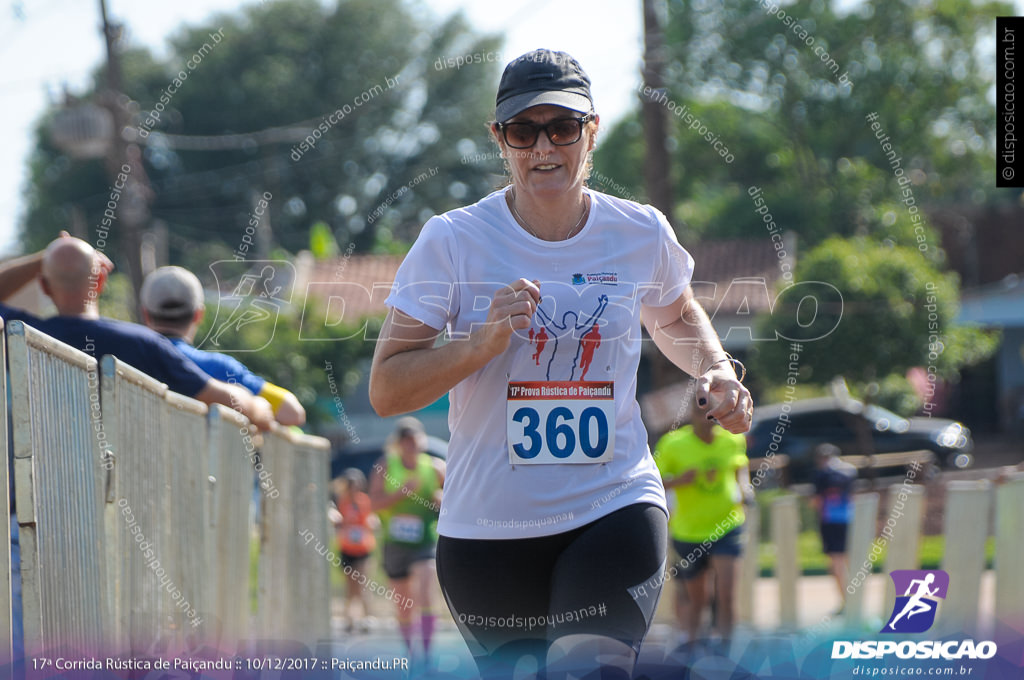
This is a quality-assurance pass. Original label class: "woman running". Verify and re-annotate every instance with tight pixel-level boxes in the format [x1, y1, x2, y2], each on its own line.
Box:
[331, 469, 377, 632]
[369, 49, 752, 678]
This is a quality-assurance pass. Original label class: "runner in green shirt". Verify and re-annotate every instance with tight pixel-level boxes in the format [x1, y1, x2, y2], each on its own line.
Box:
[655, 399, 752, 654]
[369, 417, 445, 664]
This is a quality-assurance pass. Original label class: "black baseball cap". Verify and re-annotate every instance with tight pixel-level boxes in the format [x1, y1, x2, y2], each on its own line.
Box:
[495, 49, 593, 123]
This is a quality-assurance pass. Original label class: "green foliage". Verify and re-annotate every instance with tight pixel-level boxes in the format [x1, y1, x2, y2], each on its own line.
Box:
[97, 272, 138, 322]
[750, 237, 997, 384]
[759, 381, 827, 406]
[309, 221, 339, 260]
[193, 301, 378, 427]
[22, 0, 503, 264]
[370, 227, 413, 256]
[594, 0, 1021, 249]
[868, 374, 924, 417]
[21, 0, 505, 427]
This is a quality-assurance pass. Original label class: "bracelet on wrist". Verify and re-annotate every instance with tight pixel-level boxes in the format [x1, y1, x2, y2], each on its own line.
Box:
[700, 352, 747, 382]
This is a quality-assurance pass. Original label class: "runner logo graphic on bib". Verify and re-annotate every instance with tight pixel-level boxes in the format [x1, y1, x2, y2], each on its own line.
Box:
[507, 381, 614, 464]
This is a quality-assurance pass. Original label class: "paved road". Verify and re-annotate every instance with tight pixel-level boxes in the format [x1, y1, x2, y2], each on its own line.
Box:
[329, 571, 1000, 676]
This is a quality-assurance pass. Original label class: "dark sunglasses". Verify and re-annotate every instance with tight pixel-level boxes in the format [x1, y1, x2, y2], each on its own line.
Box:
[496, 114, 593, 149]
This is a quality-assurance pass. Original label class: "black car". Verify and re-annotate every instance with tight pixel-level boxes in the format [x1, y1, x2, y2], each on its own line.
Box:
[746, 397, 973, 483]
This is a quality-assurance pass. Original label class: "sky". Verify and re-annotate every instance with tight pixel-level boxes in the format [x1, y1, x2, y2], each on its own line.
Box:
[0, 0, 643, 257]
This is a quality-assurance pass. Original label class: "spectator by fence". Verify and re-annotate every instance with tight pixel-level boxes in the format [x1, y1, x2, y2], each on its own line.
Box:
[0, 318, 330, 664]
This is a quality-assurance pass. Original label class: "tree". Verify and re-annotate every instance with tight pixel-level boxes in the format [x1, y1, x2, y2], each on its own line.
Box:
[750, 237, 997, 389]
[191, 296, 378, 428]
[592, 0, 1009, 411]
[594, 0, 1018, 249]
[21, 0, 503, 270]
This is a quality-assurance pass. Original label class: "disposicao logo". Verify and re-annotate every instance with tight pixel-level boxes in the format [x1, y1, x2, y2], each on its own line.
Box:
[831, 569, 998, 661]
[882, 569, 948, 634]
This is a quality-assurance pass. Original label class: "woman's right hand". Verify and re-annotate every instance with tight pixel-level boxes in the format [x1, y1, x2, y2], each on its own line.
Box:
[474, 278, 541, 358]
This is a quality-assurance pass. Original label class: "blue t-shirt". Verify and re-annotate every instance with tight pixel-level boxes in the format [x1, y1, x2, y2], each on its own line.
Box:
[0, 304, 210, 398]
[168, 337, 265, 396]
[0, 303, 41, 326]
[814, 460, 856, 524]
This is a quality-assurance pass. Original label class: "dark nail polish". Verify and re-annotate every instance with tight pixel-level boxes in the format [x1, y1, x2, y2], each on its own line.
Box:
[698, 398, 707, 407]
[707, 414, 714, 421]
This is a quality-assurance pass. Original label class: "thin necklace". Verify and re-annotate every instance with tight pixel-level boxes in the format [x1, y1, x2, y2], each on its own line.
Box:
[509, 187, 589, 241]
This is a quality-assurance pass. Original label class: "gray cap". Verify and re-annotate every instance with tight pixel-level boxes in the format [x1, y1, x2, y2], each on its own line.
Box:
[395, 416, 425, 439]
[495, 49, 593, 122]
[140, 266, 204, 321]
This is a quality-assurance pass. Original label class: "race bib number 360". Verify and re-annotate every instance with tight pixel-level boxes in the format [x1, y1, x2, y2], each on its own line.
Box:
[507, 381, 615, 465]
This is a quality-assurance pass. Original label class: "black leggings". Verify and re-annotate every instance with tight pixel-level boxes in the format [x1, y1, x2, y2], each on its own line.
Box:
[436, 503, 667, 677]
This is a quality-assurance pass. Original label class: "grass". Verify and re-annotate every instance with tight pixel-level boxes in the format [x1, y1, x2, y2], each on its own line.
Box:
[748, 489, 998, 576]
[755, 530, 996, 577]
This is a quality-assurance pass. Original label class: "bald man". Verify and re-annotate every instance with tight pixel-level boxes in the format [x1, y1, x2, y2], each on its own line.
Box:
[0, 235, 273, 430]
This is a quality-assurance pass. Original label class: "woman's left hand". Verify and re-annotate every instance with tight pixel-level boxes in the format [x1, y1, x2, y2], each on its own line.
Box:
[696, 367, 753, 434]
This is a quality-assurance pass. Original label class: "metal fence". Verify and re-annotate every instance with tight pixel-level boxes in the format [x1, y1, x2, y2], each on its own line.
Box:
[101, 355, 220, 654]
[0, 321, 332, 661]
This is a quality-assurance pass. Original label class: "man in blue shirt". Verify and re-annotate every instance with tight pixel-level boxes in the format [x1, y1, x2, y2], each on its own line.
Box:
[0, 235, 272, 664]
[0, 235, 273, 429]
[812, 443, 857, 613]
[139, 266, 306, 426]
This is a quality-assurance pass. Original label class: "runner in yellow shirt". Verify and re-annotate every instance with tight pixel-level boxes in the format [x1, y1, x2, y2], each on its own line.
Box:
[655, 398, 752, 654]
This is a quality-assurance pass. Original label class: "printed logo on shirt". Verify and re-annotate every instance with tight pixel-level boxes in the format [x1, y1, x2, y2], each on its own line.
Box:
[571, 271, 618, 286]
[528, 294, 608, 381]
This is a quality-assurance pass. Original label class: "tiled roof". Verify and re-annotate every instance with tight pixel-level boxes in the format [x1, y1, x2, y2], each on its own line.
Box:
[687, 238, 791, 314]
[305, 254, 405, 321]
[302, 238, 789, 320]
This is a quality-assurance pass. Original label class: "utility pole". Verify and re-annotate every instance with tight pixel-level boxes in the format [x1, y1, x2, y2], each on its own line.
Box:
[98, 0, 151, 318]
[641, 0, 674, 224]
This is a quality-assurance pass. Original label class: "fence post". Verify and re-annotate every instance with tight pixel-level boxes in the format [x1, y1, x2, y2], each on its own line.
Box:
[845, 492, 879, 627]
[736, 501, 760, 626]
[206, 404, 255, 651]
[6, 321, 109, 655]
[0, 321, 10, 663]
[256, 427, 331, 646]
[940, 480, 991, 635]
[995, 472, 1024, 640]
[770, 495, 800, 628]
[290, 431, 331, 645]
[880, 483, 925, 620]
[256, 429, 294, 640]
[164, 390, 210, 646]
[101, 356, 175, 655]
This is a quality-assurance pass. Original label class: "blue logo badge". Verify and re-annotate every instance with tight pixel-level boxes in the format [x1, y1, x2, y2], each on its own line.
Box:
[881, 569, 949, 634]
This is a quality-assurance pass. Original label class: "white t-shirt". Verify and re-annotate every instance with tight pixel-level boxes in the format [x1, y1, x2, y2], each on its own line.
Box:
[386, 187, 694, 539]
